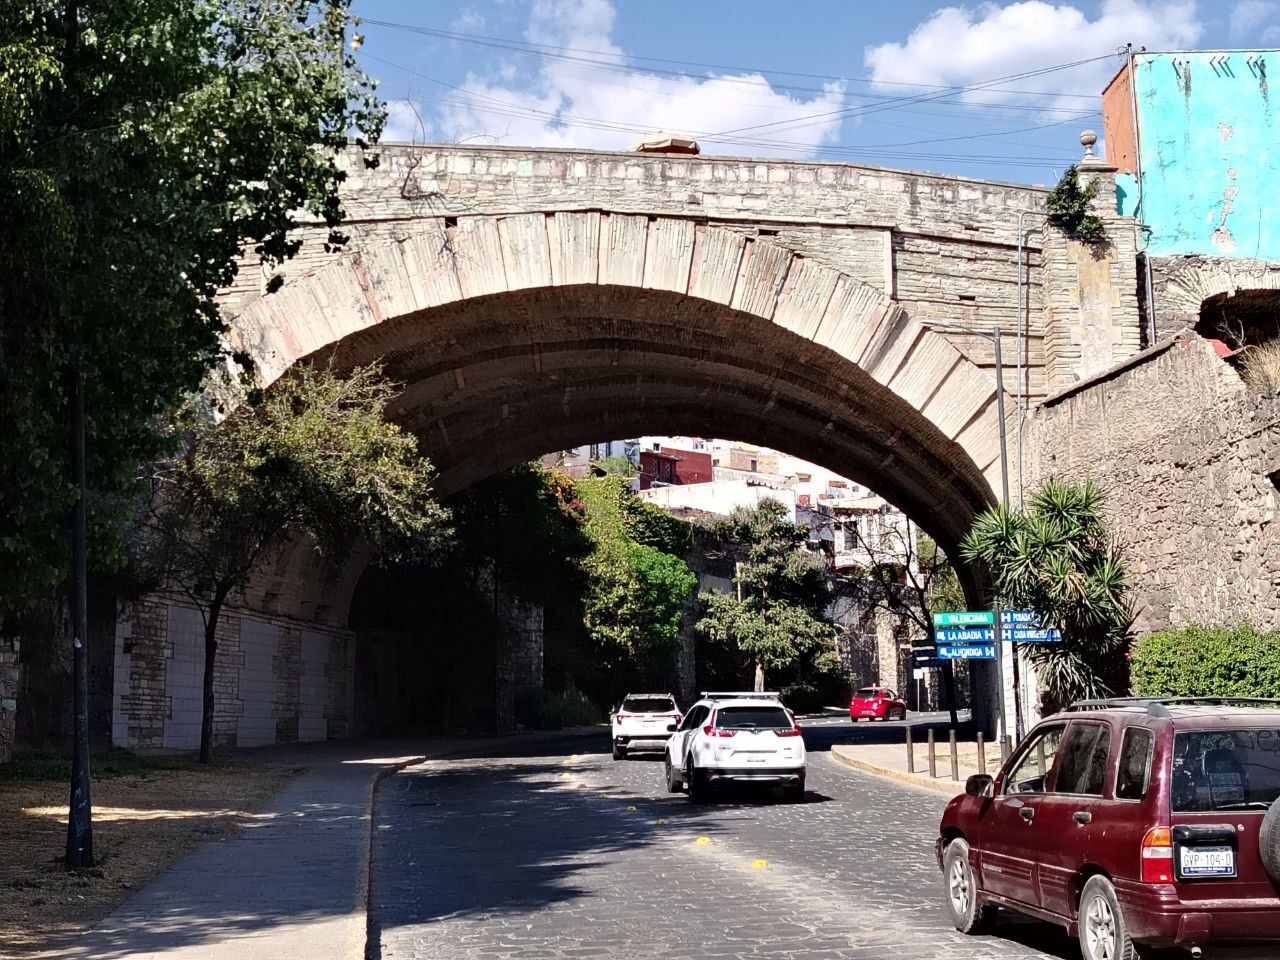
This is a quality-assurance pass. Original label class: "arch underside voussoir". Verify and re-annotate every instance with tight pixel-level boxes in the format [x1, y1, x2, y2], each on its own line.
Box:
[226, 211, 1010, 620]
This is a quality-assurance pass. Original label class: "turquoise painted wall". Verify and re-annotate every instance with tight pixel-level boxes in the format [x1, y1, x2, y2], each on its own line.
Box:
[1116, 51, 1279, 259]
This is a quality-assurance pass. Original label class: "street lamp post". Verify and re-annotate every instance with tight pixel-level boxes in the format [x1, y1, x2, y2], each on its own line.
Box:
[928, 322, 1017, 743]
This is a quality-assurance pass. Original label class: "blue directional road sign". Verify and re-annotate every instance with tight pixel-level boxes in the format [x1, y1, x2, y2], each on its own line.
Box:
[939, 644, 996, 660]
[1004, 627, 1063, 643]
[935, 626, 995, 644]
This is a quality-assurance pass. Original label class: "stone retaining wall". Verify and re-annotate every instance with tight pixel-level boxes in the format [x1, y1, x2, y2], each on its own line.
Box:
[1025, 337, 1280, 633]
[111, 597, 353, 752]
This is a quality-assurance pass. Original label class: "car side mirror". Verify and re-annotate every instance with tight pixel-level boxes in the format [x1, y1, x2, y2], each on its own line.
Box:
[965, 774, 994, 798]
[666, 723, 678, 732]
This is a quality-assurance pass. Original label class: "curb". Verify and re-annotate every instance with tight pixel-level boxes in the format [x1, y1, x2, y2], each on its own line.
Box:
[829, 746, 968, 796]
[362, 726, 604, 959]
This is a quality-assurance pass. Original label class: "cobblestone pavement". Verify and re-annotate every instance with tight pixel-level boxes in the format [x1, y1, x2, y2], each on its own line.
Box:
[368, 724, 1076, 960]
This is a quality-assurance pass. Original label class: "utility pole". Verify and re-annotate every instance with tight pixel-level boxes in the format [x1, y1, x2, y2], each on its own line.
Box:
[931, 322, 1014, 744]
[64, 0, 93, 868]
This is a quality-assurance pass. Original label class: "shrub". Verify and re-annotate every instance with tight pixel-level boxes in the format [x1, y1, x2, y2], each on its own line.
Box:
[781, 682, 828, 715]
[515, 684, 601, 730]
[1130, 624, 1280, 698]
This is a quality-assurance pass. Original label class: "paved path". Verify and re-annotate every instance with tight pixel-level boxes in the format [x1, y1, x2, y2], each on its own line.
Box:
[47, 732, 589, 960]
[368, 724, 1076, 960]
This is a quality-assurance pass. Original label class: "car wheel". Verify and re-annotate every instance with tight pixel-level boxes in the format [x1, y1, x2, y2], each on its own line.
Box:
[1078, 875, 1138, 960]
[665, 755, 683, 793]
[1260, 797, 1280, 883]
[686, 757, 708, 803]
[784, 781, 804, 803]
[895, 707, 907, 721]
[612, 742, 625, 761]
[943, 839, 995, 935]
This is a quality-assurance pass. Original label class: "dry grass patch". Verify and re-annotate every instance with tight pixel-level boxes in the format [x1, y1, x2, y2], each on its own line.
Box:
[1240, 340, 1280, 394]
[0, 751, 299, 957]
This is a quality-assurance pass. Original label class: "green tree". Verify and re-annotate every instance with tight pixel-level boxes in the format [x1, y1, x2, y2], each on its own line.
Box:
[0, 0, 383, 621]
[961, 478, 1131, 712]
[696, 499, 833, 690]
[830, 522, 964, 723]
[577, 476, 697, 692]
[136, 365, 449, 763]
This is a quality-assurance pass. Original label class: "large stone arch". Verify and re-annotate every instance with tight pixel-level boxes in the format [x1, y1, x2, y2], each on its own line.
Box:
[226, 211, 1009, 622]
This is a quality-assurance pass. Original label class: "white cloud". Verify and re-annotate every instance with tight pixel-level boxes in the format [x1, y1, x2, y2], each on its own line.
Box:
[450, 7, 487, 33]
[1230, 0, 1277, 41]
[383, 99, 432, 143]
[421, 0, 846, 155]
[864, 1, 1203, 112]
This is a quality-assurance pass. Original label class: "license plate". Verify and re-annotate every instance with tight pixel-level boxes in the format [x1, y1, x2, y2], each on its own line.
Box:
[1179, 845, 1236, 878]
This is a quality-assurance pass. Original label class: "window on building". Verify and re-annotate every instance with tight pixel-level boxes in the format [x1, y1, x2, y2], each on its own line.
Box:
[749, 458, 758, 472]
[590, 443, 601, 461]
[843, 524, 857, 551]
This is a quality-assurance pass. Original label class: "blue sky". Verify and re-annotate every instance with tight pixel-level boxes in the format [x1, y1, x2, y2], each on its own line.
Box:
[354, 1, 1278, 185]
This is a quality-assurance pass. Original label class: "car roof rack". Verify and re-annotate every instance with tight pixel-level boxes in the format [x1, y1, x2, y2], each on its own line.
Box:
[700, 691, 782, 700]
[1066, 696, 1280, 715]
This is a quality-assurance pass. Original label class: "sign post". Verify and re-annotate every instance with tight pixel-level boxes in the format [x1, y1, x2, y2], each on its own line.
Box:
[932, 609, 1060, 746]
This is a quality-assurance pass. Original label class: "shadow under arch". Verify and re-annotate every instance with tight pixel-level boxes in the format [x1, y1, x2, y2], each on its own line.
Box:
[226, 215, 1007, 620]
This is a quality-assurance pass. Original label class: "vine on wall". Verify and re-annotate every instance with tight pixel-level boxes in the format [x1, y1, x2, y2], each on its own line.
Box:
[1046, 165, 1109, 245]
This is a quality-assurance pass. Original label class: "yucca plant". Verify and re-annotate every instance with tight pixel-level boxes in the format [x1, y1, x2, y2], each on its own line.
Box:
[962, 479, 1132, 713]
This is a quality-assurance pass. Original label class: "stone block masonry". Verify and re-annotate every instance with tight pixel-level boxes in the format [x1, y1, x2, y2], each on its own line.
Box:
[1026, 337, 1280, 633]
[0, 638, 18, 764]
[111, 596, 353, 752]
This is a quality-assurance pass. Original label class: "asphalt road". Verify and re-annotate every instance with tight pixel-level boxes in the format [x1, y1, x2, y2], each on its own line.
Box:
[367, 714, 1077, 960]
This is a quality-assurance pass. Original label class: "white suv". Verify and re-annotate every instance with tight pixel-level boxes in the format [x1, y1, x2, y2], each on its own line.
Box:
[610, 693, 682, 759]
[663, 693, 806, 802]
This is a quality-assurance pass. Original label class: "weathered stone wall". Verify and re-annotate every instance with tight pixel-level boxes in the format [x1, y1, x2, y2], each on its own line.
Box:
[219, 143, 1061, 402]
[0, 639, 18, 763]
[1025, 337, 1280, 633]
[1149, 254, 1280, 339]
[111, 597, 353, 752]
[1041, 166, 1143, 385]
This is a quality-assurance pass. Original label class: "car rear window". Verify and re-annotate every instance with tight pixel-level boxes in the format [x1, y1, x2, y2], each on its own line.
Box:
[1172, 729, 1280, 811]
[621, 697, 676, 714]
[715, 706, 793, 730]
[854, 688, 879, 698]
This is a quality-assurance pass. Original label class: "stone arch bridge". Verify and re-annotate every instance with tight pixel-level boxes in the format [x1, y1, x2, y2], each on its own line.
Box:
[109, 143, 1151, 752]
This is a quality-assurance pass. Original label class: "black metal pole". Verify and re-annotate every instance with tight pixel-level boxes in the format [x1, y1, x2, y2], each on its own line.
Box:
[66, 369, 93, 866]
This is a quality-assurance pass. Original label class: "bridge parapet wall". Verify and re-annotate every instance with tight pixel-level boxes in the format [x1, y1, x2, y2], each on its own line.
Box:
[220, 144, 1066, 400]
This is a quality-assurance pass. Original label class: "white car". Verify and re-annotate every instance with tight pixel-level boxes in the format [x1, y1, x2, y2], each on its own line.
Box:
[610, 693, 682, 759]
[663, 692, 806, 802]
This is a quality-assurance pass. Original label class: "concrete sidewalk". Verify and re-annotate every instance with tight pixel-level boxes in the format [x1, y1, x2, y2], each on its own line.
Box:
[830, 731, 1001, 795]
[43, 729, 596, 960]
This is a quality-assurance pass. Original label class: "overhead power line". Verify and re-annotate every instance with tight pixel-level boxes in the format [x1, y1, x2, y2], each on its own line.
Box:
[361, 18, 1100, 102]
[366, 53, 1086, 168]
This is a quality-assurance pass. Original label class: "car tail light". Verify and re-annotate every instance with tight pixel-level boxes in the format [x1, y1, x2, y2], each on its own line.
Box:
[1141, 827, 1174, 883]
[774, 727, 802, 738]
[616, 713, 630, 721]
[702, 724, 736, 738]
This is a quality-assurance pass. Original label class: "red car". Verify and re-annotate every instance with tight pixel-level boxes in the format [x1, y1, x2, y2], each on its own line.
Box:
[937, 698, 1280, 960]
[849, 686, 907, 722]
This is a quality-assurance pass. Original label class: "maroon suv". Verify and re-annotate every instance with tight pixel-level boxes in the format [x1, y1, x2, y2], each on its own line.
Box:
[937, 698, 1280, 960]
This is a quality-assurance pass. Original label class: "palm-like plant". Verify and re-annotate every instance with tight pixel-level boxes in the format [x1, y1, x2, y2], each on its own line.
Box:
[962, 479, 1132, 712]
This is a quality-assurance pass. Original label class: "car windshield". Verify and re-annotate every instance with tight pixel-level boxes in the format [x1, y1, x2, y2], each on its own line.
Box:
[621, 697, 675, 714]
[715, 706, 793, 730]
[1172, 729, 1280, 811]
[855, 688, 879, 699]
